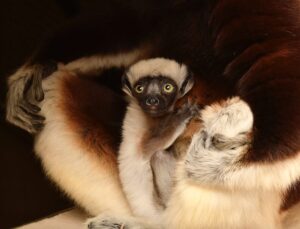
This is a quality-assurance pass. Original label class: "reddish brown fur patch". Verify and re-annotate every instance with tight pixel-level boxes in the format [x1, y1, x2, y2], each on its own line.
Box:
[175, 77, 233, 109]
[281, 180, 300, 212]
[59, 74, 126, 171]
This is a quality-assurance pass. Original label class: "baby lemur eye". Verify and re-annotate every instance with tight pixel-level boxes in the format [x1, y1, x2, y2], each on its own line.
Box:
[135, 85, 144, 93]
[163, 83, 174, 93]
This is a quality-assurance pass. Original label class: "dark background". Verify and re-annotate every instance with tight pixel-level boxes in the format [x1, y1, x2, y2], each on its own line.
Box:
[0, 1, 125, 228]
[0, 1, 80, 228]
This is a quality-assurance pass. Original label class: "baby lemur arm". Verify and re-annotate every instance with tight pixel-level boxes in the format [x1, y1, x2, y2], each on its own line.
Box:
[143, 103, 198, 156]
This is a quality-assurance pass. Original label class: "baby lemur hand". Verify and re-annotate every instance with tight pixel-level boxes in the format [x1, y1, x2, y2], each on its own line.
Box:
[143, 100, 200, 156]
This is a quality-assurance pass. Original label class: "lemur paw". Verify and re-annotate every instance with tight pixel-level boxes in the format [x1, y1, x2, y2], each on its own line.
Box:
[200, 97, 253, 151]
[6, 62, 57, 134]
[7, 68, 44, 133]
[87, 216, 127, 229]
[86, 215, 156, 229]
[176, 99, 200, 122]
[184, 97, 253, 185]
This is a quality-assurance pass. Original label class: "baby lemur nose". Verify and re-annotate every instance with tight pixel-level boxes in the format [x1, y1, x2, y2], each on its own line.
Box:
[146, 97, 159, 106]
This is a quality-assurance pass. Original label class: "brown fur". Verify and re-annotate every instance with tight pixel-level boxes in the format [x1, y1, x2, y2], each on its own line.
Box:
[282, 180, 300, 211]
[60, 74, 126, 171]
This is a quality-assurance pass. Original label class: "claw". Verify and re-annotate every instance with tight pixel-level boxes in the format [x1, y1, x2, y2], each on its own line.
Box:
[13, 116, 37, 134]
[33, 75, 44, 101]
[19, 101, 41, 114]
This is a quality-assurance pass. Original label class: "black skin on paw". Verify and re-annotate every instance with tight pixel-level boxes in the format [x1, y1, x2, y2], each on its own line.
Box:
[18, 61, 58, 133]
[175, 101, 200, 121]
[88, 220, 129, 229]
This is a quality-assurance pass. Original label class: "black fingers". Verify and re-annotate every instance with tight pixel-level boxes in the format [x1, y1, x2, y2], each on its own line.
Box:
[32, 71, 44, 101]
[19, 99, 41, 114]
[24, 61, 58, 102]
[19, 103, 44, 121]
[211, 133, 250, 151]
[23, 66, 44, 102]
[22, 73, 45, 132]
[36, 61, 58, 101]
[11, 66, 49, 133]
[13, 116, 44, 133]
[176, 100, 200, 121]
[18, 99, 45, 133]
[88, 221, 128, 229]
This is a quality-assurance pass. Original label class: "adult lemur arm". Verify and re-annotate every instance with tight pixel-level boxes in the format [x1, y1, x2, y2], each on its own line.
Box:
[6, 4, 162, 133]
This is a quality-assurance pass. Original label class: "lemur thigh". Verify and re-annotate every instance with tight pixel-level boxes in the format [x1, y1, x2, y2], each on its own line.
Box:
[35, 70, 131, 216]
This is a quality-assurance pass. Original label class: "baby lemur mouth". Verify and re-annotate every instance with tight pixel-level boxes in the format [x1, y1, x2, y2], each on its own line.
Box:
[145, 109, 169, 117]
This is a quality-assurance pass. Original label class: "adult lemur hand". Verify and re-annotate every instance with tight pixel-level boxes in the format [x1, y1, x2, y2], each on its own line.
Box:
[6, 62, 57, 133]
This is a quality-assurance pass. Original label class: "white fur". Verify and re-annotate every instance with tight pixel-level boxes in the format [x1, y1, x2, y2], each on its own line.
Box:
[118, 102, 163, 220]
[118, 99, 189, 221]
[151, 151, 177, 205]
[35, 70, 131, 216]
[201, 97, 253, 138]
[164, 173, 282, 229]
[126, 58, 188, 86]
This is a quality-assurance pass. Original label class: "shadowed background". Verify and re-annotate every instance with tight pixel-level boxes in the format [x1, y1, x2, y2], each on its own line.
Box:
[0, 1, 80, 228]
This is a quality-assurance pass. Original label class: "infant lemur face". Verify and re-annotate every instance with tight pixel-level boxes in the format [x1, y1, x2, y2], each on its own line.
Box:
[123, 58, 194, 117]
[132, 76, 178, 116]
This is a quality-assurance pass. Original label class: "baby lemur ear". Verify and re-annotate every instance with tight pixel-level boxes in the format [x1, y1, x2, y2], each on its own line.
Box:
[122, 72, 132, 96]
[179, 69, 194, 98]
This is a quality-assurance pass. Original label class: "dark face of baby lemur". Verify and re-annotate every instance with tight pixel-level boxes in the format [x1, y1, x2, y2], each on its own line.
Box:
[122, 58, 194, 117]
[131, 75, 179, 116]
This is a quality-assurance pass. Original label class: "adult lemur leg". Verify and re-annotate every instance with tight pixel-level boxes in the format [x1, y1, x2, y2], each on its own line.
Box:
[163, 97, 286, 228]
[35, 70, 132, 216]
[183, 97, 300, 191]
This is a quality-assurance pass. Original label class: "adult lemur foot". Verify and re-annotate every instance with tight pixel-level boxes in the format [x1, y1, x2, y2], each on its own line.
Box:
[86, 214, 158, 229]
[184, 97, 253, 185]
[200, 97, 253, 150]
[6, 62, 57, 133]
